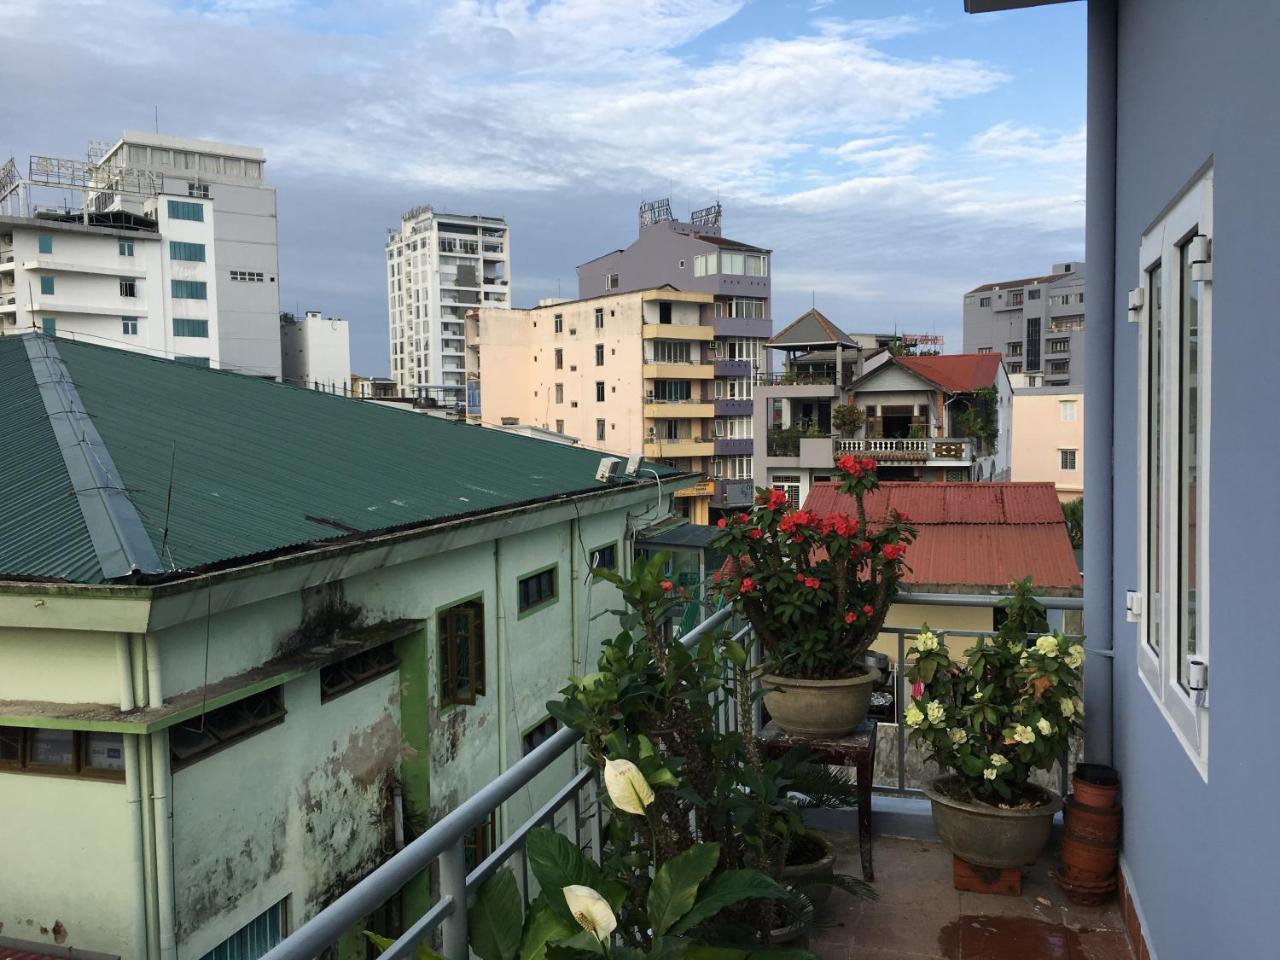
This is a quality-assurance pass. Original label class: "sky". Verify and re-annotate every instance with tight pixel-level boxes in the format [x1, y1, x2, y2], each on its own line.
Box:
[1, 0, 1086, 376]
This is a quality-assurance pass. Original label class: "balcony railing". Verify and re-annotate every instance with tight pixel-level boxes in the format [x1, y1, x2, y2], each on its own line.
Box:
[263, 592, 1083, 960]
[754, 371, 839, 386]
[838, 437, 973, 461]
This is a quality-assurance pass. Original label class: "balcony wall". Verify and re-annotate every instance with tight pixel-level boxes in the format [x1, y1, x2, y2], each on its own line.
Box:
[642, 438, 715, 459]
[713, 398, 753, 417]
[713, 437, 753, 456]
[642, 362, 715, 379]
[642, 401, 715, 419]
[641, 324, 714, 341]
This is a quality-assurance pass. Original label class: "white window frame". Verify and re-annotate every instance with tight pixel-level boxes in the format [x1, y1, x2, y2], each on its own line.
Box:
[1136, 165, 1212, 776]
[1059, 400, 1077, 422]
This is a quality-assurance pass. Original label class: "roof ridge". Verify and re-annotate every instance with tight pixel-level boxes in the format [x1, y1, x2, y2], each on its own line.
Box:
[22, 335, 164, 579]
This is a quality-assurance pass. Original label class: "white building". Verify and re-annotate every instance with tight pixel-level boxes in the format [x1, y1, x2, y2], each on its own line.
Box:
[280, 310, 351, 393]
[90, 131, 282, 378]
[1, 205, 220, 367]
[386, 206, 509, 404]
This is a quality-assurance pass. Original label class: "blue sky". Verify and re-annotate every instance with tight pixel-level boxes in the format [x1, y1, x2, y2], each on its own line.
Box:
[2, 0, 1086, 375]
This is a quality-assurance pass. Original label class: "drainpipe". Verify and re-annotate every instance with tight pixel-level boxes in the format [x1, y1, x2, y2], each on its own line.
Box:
[118, 636, 148, 959]
[133, 635, 161, 960]
[145, 634, 177, 960]
[1083, 0, 1119, 766]
[492, 538, 507, 833]
[569, 517, 581, 675]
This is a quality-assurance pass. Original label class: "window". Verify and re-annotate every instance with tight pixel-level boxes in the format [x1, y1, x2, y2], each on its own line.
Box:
[122, 316, 139, 336]
[523, 716, 560, 755]
[37, 234, 53, 254]
[605, 273, 619, 290]
[119, 240, 134, 257]
[1006, 342, 1023, 357]
[170, 241, 206, 262]
[713, 416, 752, 439]
[0, 727, 125, 780]
[171, 279, 207, 299]
[1025, 316, 1041, 372]
[119, 277, 137, 297]
[187, 182, 210, 199]
[1059, 400, 1078, 422]
[772, 475, 801, 509]
[977, 347, 992, 354]
[589, 380, 603, 403]
[716, 337, 763, 361]
[714, 377, 753, 400]
[1050, 315, 1085, 333]
[595, 343, 605, 366]
[197, 899, 286, 960]
[591, 542, 617, 571]
[40, 276, 54, 295]
[554, 383, 564, 404]
[554, 348, 563, 369]
[229, 270, 264, 282]
[1060, 449, 1077, 471]
[745, 254, 768, 277]
[1008, 362, 1023, 374]
[720, 252, 744, 275]
[518, 566, 557, 614]
[41, 317, 56, 336]
[650, 340, 692, 364]
[725, 456, 753, 480]
[554, 314, 564, 333]
[1137, 166, 1212, 770]
[1027, 289, 1041, 300]
[555, 419, 565, 433]
[1048, 360, 1070, 375]
[320, 643, 398, 702]
[596, 418, 606, 441]
[594, 308, 604, 329]
[1049, 338, 1071, 354]
[167, 199, 204, 222]
[651, 380, 692, 402]
[978, 296, 992, 307]
[437, 597, 485, 707]
[1009, 290, 1024, 306]
[173, 317, 209, 338]
[463, 812, 497, 873]
[170, 688, 286, 769]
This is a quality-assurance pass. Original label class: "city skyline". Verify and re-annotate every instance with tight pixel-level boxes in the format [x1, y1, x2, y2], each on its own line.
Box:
[2, 0, 1086, 377]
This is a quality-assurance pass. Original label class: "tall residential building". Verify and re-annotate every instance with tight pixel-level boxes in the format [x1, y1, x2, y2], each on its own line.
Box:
[280, 310, 351, 393]
[386, 206, 509, 404]
[576, 201, 771, 510]
[962, 261, 1085, 387]
[1010, 385, 1084, 502]
[91, 132, 282, 378]
[471, 287, 718, 523]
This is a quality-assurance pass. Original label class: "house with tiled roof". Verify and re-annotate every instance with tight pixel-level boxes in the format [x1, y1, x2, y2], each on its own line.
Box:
[0, 333, 692, 960]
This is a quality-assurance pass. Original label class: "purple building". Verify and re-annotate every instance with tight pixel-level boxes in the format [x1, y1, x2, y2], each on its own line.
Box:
[577, 200, 771, 510]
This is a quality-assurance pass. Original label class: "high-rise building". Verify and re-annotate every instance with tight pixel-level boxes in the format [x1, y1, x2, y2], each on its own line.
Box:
[280, 310, 351, 394]
[962, 262, 1085, 387]
[386, 207, 509, 404]
[90, 132, 282, 378]
[576, 200, 771, 510]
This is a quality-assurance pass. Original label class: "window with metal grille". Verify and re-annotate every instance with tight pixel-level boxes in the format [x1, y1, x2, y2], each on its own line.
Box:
[518, 566, 557, 614]
[170, 688, 286, 769]
[1025, 316, 1041, 371]
[523, 716, 559, 755]
[463, 812, 497, 873]
[591, 542, 617, 571]
[438, 597, 485, 707]
[595, 343, 605, 366]
[0, 727, 125, 780]
[320, 643, 398, 702]
[197, 899, 286, 960]
[1060, 449, 1077, 470]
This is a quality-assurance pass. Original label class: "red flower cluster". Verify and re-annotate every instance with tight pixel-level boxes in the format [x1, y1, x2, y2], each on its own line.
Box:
[820, 513, 859, 538]
[660, 579, 674, 591]
[739, 577, 755, 593]
[756, 488, 790, 511]
[881, 544, 906, 562]
[836, 454, 878, 478]
[778, 510, 816, 534]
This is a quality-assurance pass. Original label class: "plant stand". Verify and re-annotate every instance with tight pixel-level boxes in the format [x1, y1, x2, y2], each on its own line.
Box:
[758, 718, 878, 881]
[952, 856, 1021, 896]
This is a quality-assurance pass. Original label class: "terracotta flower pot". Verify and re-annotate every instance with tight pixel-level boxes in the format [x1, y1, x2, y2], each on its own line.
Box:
[924, 777, 1062, 869]
[1064, 795, 1122, 844]
[762, 669, 879, 738]
[1059, 832, 1118, 879]
[1072, 763, 1121, 808]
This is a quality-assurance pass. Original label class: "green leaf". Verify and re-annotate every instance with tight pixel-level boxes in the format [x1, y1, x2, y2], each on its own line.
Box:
[363, 932, 448, 960]
[518, 902, 578, 960]
[470, 867, 524, 960]
[648, 842, 721, 935]
[526, 829, 602, 906]
[669, 868, 790, 936]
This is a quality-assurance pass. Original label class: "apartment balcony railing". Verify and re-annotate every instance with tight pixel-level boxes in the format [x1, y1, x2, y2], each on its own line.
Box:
[838, 437, 973, 462]
[754, 371, 838, 386]
[263, 593, 1083, 960]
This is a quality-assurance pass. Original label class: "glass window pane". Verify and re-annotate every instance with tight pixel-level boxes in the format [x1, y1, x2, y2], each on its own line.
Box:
[1146, 263, 1163, 656]
[0, 726, 20, 763]
[84, 732, 125, 771]
[1178, 241, 1201, 690]
[30, 728, 74, 766]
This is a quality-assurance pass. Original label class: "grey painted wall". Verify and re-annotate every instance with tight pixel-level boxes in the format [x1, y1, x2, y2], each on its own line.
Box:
[1099, 0, 1280, 957]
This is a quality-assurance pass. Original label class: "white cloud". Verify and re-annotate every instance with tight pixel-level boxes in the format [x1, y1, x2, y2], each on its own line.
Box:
[967, 121, 1087, 166]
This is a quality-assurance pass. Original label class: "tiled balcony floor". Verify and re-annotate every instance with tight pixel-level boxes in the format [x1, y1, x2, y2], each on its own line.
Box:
[810, 833, 1134, 960]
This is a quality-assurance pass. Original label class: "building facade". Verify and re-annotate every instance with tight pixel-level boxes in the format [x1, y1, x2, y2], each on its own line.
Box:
[471, 287, 717, 523]
[280, 310, 351, 394]
[386, 207, 509, 405]
[1009, 386, 1084, 501]
[91, 132, 282, 378]
[963, 262, 1085, 387]
[576, 202, 770, 510]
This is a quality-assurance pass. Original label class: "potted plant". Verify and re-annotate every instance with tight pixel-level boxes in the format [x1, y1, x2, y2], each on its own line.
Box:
[711, 455, 916, 737]
[831, 402, 864, 438]
[904, 580, 1083, 868]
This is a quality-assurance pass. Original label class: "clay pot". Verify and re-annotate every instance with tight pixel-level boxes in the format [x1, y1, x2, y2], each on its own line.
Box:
[1064, 795, 1122, 844]
[1073, 763, 1121, 808]
[762, 669, 879, 738]
[1060, 833, 1118, 880]
[1056, 866, 1118, 906]
[781, 833, 836, 911]
[924, 777, 1062, 869]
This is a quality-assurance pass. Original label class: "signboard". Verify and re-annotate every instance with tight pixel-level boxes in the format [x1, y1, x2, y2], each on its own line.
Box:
[674, 481, 715, 499]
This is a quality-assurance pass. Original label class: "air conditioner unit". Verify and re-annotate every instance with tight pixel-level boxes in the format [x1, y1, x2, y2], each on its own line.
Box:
[625, 454, 642, 475]
[646, 390, 655, 399]
[595, 457, 622, 482]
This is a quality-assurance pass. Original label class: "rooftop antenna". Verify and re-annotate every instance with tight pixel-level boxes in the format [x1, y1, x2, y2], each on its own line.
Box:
[154, 105, 159, 134]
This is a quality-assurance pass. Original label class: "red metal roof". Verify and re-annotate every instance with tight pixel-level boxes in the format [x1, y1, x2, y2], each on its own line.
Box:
[892, 353, 1003, 393]
[802, 482, 1081, 592]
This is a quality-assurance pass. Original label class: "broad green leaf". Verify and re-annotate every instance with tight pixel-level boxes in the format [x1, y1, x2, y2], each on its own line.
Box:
[518, 903, 577, 960]
[469, 867, 524, 960]
[363, 931, 448, 960]
[668, 866, 788, 936]
[526, 828, 602, 905]
[648, 842, 721, 935]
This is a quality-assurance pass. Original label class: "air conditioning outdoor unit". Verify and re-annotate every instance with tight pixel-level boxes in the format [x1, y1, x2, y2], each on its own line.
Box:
[595, 457, 622, 483]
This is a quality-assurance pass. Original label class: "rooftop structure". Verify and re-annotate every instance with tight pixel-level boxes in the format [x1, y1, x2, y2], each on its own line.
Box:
[279, 310, 351, 394]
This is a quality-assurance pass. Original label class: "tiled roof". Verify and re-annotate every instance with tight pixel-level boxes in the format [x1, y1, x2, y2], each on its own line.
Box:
[769, 309, 857, 348]
[891, 354, 1003, 393]
[0, 334, 676, 585]
[967, 272, 1070, 294]
[802, 482, 1081, 592]
[692, 233, 769, 253]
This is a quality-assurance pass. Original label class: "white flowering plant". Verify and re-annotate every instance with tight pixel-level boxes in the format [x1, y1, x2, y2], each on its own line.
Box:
[904, 579, 1083, 804]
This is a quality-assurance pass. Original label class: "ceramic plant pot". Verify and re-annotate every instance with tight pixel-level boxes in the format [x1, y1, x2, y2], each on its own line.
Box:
[762, 669, 880, 738]
[1064, 795, 1122, 845]
[1060, 832, 1119, 880]
[781, 832, 836, 911]
[924, 776, 1063, 869]
[1072, 763, 1121, 808]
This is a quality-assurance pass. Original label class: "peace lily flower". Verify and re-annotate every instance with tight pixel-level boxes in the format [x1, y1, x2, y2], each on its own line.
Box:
[563, 885, 617, 942]
[1065, 644, 1085, 670]
[926, 701, 946, 725]
[603, 758, 654, 815]
[1013, 724, 1037, 744]
[914, 629, 939, 653]
[1060, 697, 1075, 717]
[1037, 717, 1053, 736]
[949, 727, 967, 745]
[1035, 635, 1060, 657]
[983, 767, 998, 780]
[905, 703, 925, 727]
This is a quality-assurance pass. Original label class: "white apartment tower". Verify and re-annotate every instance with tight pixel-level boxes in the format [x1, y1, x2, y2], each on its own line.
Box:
[386, 207, 509, 402]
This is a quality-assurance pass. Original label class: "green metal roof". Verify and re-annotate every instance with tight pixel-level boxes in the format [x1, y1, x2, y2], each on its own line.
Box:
[1, 335, 675, 584]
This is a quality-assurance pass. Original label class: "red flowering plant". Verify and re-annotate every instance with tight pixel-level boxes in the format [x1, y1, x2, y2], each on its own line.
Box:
[709, 456, 917, 679]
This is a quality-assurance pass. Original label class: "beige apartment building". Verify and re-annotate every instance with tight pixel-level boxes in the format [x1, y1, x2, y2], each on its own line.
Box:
[469, 286, 717, 522]
[1010, 386, 1084, 501]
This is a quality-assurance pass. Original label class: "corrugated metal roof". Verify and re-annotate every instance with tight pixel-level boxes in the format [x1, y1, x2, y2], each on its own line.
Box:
[892, 354, 1003, 393]
[2, 335, 676, 584]
[0, 338, 101, 582]
[802, 482, 1081, 591]
[966, 271, 1071, 294]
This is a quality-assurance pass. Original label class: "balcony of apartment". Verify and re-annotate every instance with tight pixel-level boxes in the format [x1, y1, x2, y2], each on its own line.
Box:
[0, 251, 16, 273]
[642, 323, 715, 342]
[713, 437, 753, 456]
[642, 437, 716, 459]
[642, 361, 715, 380]
[263, 594, 1122, 960]
[642, 399, 715, 419]
[838, 436, 975, 466]
[22, 257, 147, 279]
[754, 370, 843, 400]
[711, 477, 755, 507]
